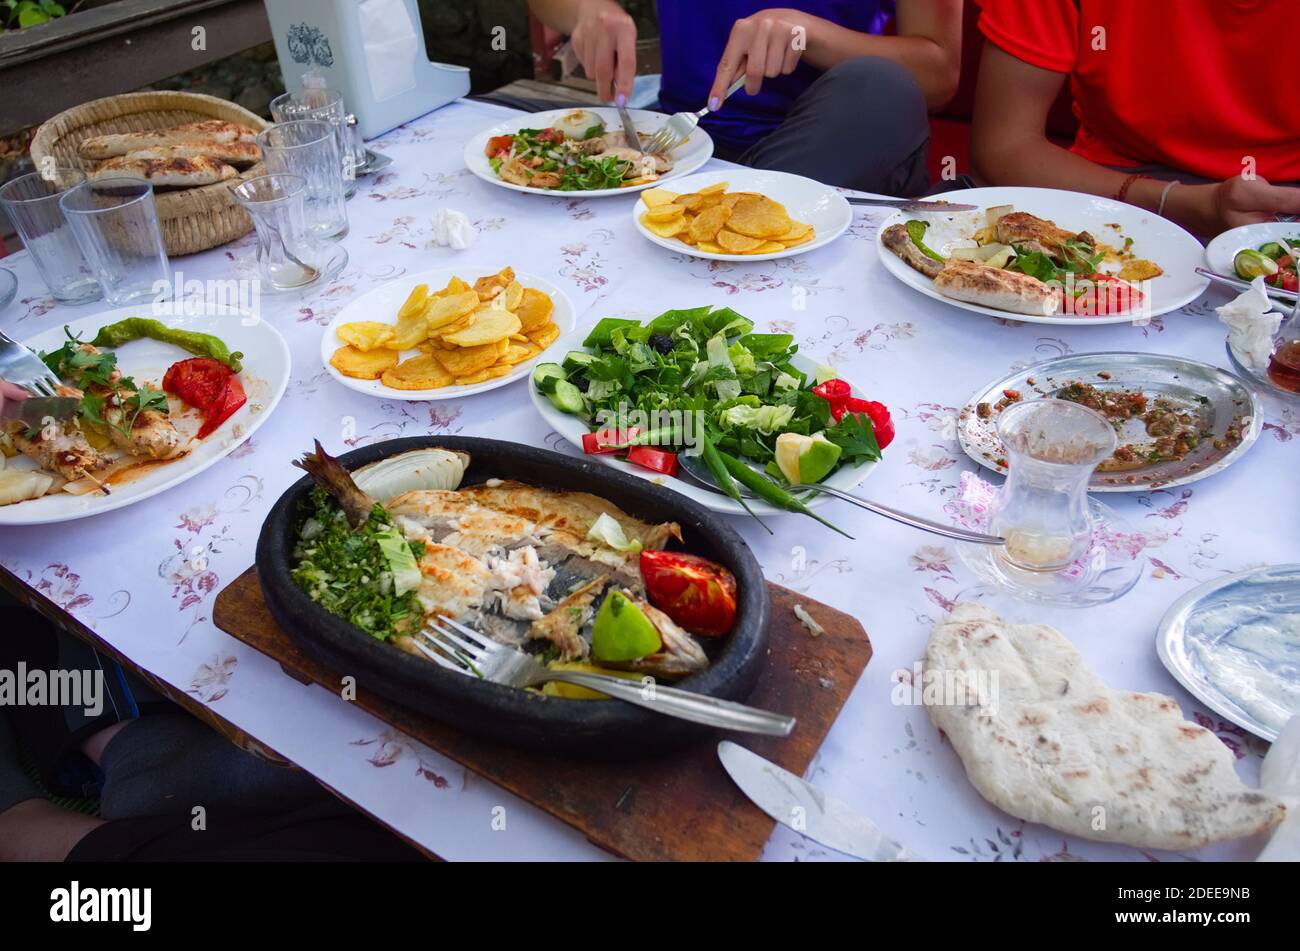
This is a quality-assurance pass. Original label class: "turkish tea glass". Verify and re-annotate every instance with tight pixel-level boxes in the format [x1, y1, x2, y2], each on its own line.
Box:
[59, 177, 170, 306]
[231, 174, 347, 292]
[256, 120, 349, 239]
[0, 167, 102, 304]
[988, 400, 1117, 573]
[269, 88, 359, 197]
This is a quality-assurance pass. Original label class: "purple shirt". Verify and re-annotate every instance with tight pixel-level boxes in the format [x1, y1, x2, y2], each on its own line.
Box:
[656, 1, 896, 155]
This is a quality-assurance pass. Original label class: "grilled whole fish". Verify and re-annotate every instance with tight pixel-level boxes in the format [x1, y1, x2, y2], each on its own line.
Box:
[295, 443, 707, 676]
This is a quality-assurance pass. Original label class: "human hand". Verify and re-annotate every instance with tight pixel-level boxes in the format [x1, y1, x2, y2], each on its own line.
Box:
[1209, 176, 1300, 233]
[570, 0, 638, 105]
[0, 380, 29, 415]
[708, 8, 809, 108]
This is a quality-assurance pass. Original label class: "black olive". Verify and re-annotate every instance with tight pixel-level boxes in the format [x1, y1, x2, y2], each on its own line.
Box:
[649, 333, 674, 354]
[574, 375, 590, 392]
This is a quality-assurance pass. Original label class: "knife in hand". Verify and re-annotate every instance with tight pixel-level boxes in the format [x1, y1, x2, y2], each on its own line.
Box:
[616, 104, 643, 152]
[719, 741, 924, 861]
[0, 396, 80, 428]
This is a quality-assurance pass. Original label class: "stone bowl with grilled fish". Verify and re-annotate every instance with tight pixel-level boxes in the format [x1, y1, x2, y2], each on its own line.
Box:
[255, 436, 771, 755]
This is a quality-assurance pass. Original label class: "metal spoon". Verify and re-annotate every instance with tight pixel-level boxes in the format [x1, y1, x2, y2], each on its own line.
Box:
[677, 454, 1005, 546]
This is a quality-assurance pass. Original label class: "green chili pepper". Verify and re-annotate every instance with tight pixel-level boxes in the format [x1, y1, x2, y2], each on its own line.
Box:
[701, 432, 772, 535]
[905, 220, 946, 264]
[716, 449, 853, 539]
[90, 318, 243, 372]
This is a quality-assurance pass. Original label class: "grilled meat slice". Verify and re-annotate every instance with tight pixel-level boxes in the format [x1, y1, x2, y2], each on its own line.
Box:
[933, 260, 1062, 316]
[994, 212, 1081, 259]
[6, 421, 105, 482]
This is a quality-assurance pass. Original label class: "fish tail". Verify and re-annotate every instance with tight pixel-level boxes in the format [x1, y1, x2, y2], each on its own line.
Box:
[294, 440, 374, 528]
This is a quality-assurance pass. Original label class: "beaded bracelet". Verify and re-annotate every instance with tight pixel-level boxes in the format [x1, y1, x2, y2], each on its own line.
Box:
[1114, 173, 1149, 204]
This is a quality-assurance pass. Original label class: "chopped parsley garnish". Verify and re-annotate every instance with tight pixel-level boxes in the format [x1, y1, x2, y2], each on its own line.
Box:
[291, 489, 425, 641]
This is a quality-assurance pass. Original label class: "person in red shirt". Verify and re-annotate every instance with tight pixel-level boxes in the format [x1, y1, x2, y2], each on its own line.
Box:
[970, 0, 1300, 237]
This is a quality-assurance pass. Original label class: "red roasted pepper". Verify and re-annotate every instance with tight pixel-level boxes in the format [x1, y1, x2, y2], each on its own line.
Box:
[582, 427, 641, 455]
[626, 446, 678, 476]
[831, 397, 895, 449]
[639, 550, 737, 637]
[163, 357, 246, 439]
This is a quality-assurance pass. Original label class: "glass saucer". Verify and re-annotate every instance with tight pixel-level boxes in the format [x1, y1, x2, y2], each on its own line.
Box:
[1226, 339, 1300, 402]
[952, 496, 1144, 607]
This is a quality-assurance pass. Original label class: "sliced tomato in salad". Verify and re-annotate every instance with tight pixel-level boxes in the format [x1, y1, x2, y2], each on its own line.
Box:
[485, 135, 515, 158]
[536, 128, 564, 145]
[163, 357, 246, 439]
[639, 550, 737, 637]
[1066, 274, 1144, 316]
[831, 398, 895, 449]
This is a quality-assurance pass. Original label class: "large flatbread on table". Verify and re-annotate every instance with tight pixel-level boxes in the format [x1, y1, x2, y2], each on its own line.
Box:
[924, 603, 1285, 851]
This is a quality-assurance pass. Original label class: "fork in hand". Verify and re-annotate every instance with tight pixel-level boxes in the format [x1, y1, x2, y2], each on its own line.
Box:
[0, 329, 63, 396]
[642, 77, 746, 156]
[413, 614, 796, 736]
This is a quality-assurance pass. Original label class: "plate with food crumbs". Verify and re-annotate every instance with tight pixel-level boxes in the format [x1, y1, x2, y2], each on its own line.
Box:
[632, 169, 851, 262]
[958, 352, 1260, 492]
[322, 266, 575, 400]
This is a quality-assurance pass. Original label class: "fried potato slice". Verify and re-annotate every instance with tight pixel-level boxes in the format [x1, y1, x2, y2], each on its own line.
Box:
[337, 321, 395, 352]
[716, 229, 764, 253]
[454, 370, 491, 386]
[697, 240, 724, 254]
[641, 213, 688, 238]
[474, 267, 515, 302]
[435, 276, 472, 298]
[381, 354, 454, 390]
[527, 321, 561, 350]
[398, 284, 430, 319]
[689, 204, 732, 242]
[775, 221, 813, 241]
[641, 188, 679, 207]
[496, 280, 525, 312]
[432, 342, 504, 376]
[388, 310, 431, 351]
[675, 193, 704, 212]
[500, 342, 538, 365]
[749, 240, 787, 254]
[331, 345, 399, 380]
[643, 204, 685, 223]
[443, 309, 521, 347]
[482, 364, 514, 380]
[779, 229, 816, 248]
[516, 287, 554, 333]
[697, 181, 728, 195]
[425, 290, 481, 331]
[727, 196, 792, 238]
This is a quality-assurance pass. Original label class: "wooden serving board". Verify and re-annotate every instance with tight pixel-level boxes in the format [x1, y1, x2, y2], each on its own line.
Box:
[214, 568, 872, 862]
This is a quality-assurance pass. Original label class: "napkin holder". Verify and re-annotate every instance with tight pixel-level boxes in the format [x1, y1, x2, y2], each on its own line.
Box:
[263, 0, 470, 140]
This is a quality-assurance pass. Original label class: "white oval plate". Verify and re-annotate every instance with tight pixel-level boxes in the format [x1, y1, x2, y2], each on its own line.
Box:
[1204, 221, 1300, 304]
[463, 107, 713, 198]
[0, 304, 289, 526]
[632, 169, 852, 262]
[876, 186, 1209, 326]
[322, 267, 576, 401]
[528, 325, 878, 516]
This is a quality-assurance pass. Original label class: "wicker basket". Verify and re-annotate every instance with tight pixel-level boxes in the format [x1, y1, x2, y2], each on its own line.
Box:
[30, 91, 270, 257]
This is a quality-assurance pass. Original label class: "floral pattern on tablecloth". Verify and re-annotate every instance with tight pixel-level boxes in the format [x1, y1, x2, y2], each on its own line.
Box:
[1, 99, 1292, 863]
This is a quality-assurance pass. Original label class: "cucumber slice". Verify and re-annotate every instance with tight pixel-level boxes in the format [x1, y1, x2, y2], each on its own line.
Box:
[547, 379, 586, 415]
[532, 363, 566, 395]
[562, 350, 596, 373]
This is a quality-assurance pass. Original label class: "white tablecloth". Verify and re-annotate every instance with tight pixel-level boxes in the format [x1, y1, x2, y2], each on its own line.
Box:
[1, 99, 1294, 862]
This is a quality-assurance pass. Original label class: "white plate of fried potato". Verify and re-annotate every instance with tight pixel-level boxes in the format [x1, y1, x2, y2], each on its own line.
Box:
[633, 169, 851, 262]
[321, 266, 574, 400]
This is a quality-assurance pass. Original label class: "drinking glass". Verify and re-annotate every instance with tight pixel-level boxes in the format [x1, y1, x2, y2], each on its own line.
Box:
[269, 89, 359, 197]
[988, 400, 1117, 572]
[0, 167, 102, 304]
[256, 120, 349, 239]
[231, 174, 347, 292]
[59, 177, 170, 306]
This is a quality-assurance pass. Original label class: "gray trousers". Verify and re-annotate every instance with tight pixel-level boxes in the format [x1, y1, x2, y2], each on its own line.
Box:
[731, 56, 932, 197]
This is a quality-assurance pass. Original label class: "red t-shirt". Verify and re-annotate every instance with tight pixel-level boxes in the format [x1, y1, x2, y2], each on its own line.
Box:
[978, 0, 1300, 181]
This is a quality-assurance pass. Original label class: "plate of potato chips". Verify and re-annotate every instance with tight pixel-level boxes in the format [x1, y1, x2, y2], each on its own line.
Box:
[633, 169, 851, 262]
[322, 266, 574, 400]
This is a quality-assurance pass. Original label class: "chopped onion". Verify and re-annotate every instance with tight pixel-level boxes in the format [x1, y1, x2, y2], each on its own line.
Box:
[353, 448, 470, 503]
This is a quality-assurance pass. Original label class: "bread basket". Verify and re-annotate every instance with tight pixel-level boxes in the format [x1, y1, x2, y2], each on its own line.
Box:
[30, 91, 270, 257]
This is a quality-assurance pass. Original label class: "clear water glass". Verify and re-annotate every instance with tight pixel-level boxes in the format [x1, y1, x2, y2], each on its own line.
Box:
[256, 120, 349, 239]
[59, 177, 170, 306]
[231, 174, 347, 291]
[988, 400, 1117, 572]
[0, 167, 102, 304]
[269, 88, 359, 197]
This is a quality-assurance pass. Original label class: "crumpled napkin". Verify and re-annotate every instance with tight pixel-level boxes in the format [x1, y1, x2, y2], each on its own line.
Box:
[428, 208, 475, 251]
[1257, 716, 1300, 861]
[1217, 276, 1281, 370]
